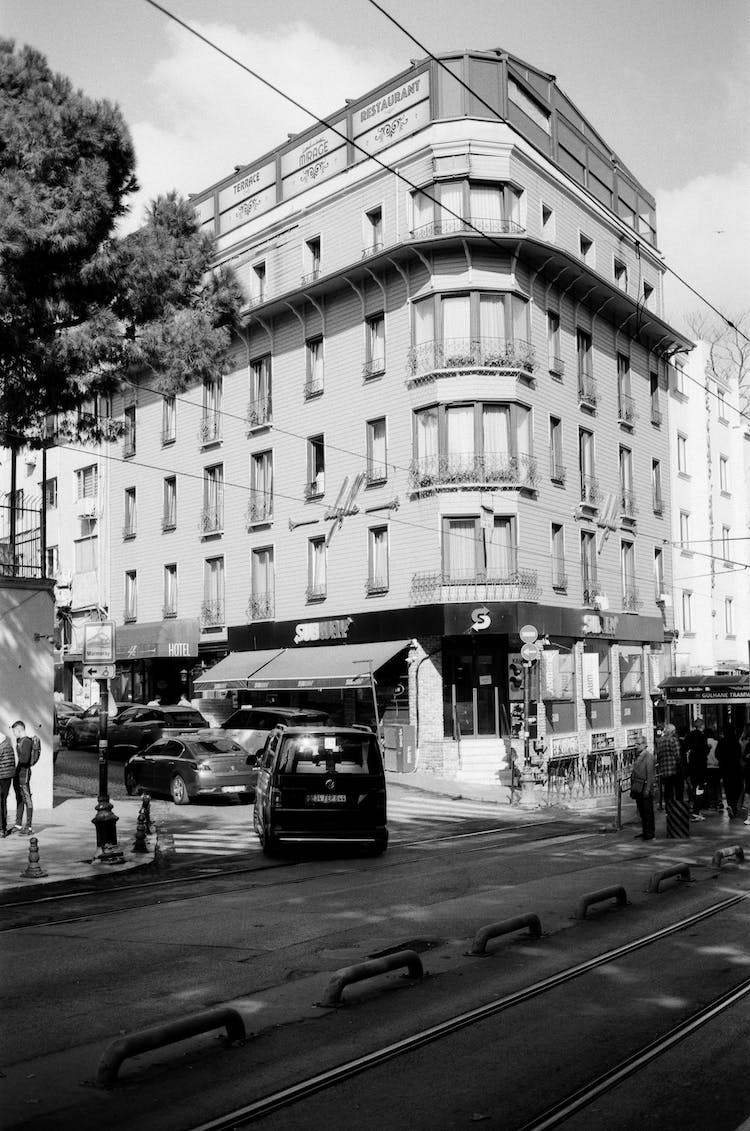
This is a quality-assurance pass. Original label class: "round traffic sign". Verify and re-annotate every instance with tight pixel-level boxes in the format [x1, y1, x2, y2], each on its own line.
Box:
[519, 624, 538, 645]
[520, 643, 540, 664]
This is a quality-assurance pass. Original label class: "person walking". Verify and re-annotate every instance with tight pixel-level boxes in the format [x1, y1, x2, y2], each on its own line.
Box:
[0, 726, 16, 837]
[704, 728, 722, 810]
[655, 723, 684, 805]
[716, 726, 744, 820]
[11, 719, 34, 834]
[685, 716, 709, 821]
[630, 734, 656, 841]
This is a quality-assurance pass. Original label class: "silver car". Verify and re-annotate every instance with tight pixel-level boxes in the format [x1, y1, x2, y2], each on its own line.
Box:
[220, 706, 330, 762]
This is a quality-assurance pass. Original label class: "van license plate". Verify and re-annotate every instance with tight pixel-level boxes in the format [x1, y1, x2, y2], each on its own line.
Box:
[307, 793, 346, 804]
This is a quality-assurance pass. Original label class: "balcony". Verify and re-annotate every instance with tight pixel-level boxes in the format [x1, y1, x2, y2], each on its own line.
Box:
[362, 357, 385, 379]
[122, 525, 136, 541]
[246, 396, 272, 431]
[620, 489, 638, 522]
[579, 476, 601, 511]
[123, 609, 137, 624]
[411, 216, 524, 239]
[247, 592, 274, 621]
[622, 586, 641, 612]
[549, 356, 565, 378]
[162, 511, 177, 532]
[162, 604, 177, 619]
[199, 505, 223, 535]
[618, 392, 637, 428]
[366, 576, 389, 595]
[582, 581, 602, 607]
[305, 583, 327, 602]
[411, 565, 540, 605]
[361, 241, 383, 258]
[406, 337, 536, 385]
[200, 600, 224, 629]
[552, 571, 568, 593]
[246, 496, 273, 526]
[301, 269, 320, 286]
[409, 452, 538, 493]
[199, 416, 221, 446]
[578, 372, 598, 409]
[161, 428, 176, 446]
[0, 500, 43, 580]
[651, 404, 662, 427]
[304, 375, 324, 399]
[550, 458, 566, 485]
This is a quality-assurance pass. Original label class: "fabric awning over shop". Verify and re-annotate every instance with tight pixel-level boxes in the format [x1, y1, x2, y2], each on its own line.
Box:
[209, 640, 410, 692]
[659, 675, 750, 703]
[193, 649, 285, 692]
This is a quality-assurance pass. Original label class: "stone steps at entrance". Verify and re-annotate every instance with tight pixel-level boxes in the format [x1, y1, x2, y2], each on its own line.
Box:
[454, 737, 509, 785]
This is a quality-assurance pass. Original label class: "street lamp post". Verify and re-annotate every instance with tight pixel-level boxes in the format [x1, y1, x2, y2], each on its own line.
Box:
[92, 676, 119, 853]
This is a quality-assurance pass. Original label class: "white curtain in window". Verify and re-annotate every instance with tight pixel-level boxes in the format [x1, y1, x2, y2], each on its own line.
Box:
[436, 181, 464, 228]
[479, 294, 505, 342]
[308, 340, 323, 386]
[252, 548, 273, 595]
[310, 540, 326, 589]
[486, 517, 513, 578]
[579, 431, 593, 478]
[511, 295, 528, 343]
[446, 406, 474, 469]
[515, 407, 531, 460]
[253, 358, 270, 405]
[125, 572, 137, 618]
[441, 295, 471, 343]
[620, 448, 633, 491]
[205, 468, 223, 511]
[412, 190, 433, 232]
[483, 406, 510, 466]
[162, 396, 175, 439]
[471, 185, 503, 222]
[621, 543, 635, 587]
[446, 519, 476, 579]
[370, 528, 388, 585]
[205, 559, 224, 604]
[413, 298, 434, 345]
[369, 419, 386, 468]
[164, 566, 177, 610]
[416, 408, 439, 472]
[369, 317, 385, 362]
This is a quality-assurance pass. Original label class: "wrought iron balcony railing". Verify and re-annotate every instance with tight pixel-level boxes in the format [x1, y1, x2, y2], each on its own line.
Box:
[552, 571, 568, 592]
[301, 269, 320, 286]
[304, 376, 324, 399]
[407, 337, 536, 381]
[362, 357, 385, 379]
[550, 459, 566, 484]
[622, 586, 641, 612]
[246, 496, 273, 525]
[410, 566, 540, 605]
[246, 396, 272, 430]
[366, 576, 389, 595]
[366, 464, 388, 487]
[247, 592, 274, 621]
[162, 604, 177, 619]
[361, 241, 383, 258]
[549, 356, 565, 377]
[620, 489, 638, 520]
[199, 416, 222, 445]
[580, 476, 601, 507]
[652, 493, 664, 516]
[618, 392, 637, 427]
[651, 404, 662, 427]
[162, 511, 177, 531]
[582, 580, 601, 606]
[411, 216, 525, 239]
[0, 500, 43, 580]
[305, 583, 327, 602]
[578, 372, 597, 408]
[199, 504, 223, 534]
[409, 451, 538, 492]
[161, 428, 176, 445]
[200, 600, 224, 628]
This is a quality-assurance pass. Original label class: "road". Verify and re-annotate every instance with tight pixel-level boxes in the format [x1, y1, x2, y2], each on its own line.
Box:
[4, 757, 749, 1131]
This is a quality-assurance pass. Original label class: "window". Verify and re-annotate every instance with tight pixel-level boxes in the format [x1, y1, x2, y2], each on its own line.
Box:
[725, 598, 734, 636]
[303, 236, 320, 283]
[673, 360, 687, 396]
[719, 455, 729, 493]
[619, 447, 635, 518]
[163, 476, 177, 530]
[202, 464, 224, 534]
[364, 206, 383, 254]
[305, 336, 324, 397]
[412, 402, 533, 488]
[250, 546, 274, 619]
[541, 203, 555, 239]
[581, 530, 597, 600]
[248, 355, 272, 428]
[252, 261, 266, 303]
[249, 450, 273, 523]
[722, 525, 731, 564]
[579, 233, 594, 264]
[619, 648, 643, 698]
[163, 563, 178, 617]
[368, 526, 389, 593]
[74, 532, 97, 572]
[621, 540, 637, 610]
[202, 557, 225, 627]
[508, 76, 551, 132]
[162, 395, 176, 444]
[547, 311, 563, 375]
[75, 465, 98, 499]
[650, 371, 661, 425]
[717, 388, 728, 421]
[654, 548, 664, 601]
[365, 418, 388, 485]
[44, 478, 58, 509]
[579, 428, 598, 504]
[411, 290, 533, 373]
[124, 570, 137, 622]
[677, 433, 688, 474]
[551, 523, 566, 590]
[307, 536, 326, 600]
[617, 353, 634, 426]
[613, 258, 628, 291]
[364, 313, 385, 377]
[124, 487, 136, 538]
[411, 179, 523, 237]
[306, 435, 325, 498]
[442, 515, 517, 581]
[679, 511, 691, 551]
[45, 545, 59, 577]
[201, 377, 222, 444]
[642, 281, 654, 308]
[549, 416, 564, 482]
[682, 590, 693, 633]
[577, 329, 595, 405]
[123, 405, 136, 457]
[651, 460, 663, 514]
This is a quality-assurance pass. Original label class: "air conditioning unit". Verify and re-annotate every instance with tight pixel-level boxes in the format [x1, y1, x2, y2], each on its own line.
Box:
[593, 593, 609, 611]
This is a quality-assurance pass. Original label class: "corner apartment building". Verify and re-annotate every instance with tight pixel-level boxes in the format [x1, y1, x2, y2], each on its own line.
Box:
[101, 49, 692, 778]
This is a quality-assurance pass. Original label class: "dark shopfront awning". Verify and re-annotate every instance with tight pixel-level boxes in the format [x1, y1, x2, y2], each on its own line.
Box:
[196, 640, 410, 693]
[660, 675, 750, 704]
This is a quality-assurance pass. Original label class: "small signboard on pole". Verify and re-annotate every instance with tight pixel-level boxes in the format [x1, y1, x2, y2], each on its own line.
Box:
[83, 621, 116, 664]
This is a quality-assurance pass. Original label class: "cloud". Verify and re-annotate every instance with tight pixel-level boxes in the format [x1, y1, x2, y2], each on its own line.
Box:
[658, 164, 750, 333]
[121, 20, 399, 231]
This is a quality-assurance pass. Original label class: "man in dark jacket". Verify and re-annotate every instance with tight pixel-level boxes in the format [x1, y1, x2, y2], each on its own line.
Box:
[11, 720, 33, 835]
[685, 716, 709, 821]
[0, 728, 16, 837]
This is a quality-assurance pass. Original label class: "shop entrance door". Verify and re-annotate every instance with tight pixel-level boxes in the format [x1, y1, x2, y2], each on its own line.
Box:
[444, 645, 502, 737]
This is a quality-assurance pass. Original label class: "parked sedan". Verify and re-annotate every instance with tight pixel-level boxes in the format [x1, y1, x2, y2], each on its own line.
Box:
[124, 732, 257, 804]
[55, 700, 85, 723]
[221, 706, 330, 761]
[63, 703, 131, 750]
[108, 704, 209, 760]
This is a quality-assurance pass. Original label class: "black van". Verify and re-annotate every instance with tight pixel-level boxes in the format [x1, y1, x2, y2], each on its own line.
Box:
[253, 725, 388, 856]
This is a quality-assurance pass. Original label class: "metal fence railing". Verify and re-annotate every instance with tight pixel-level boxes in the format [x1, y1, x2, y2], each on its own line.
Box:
[0, 501, 44, 580]
[545, 746, 639, 806]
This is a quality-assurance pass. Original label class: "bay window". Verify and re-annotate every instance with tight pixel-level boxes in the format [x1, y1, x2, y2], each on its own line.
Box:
[412, 401, 533, 487]
[411, 179, 523, 237]
[442, 515, 517, 581]
[410, 290, 532, 375]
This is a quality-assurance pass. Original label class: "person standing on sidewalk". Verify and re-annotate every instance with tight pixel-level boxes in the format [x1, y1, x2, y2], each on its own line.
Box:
[0, 727, 16, 836]
[655, 723, 684, 805]
[11, 720, 33, 835]
[630, 734, 656, 841]
[716, 726, 744, 819]
[685, 716, 709, 821]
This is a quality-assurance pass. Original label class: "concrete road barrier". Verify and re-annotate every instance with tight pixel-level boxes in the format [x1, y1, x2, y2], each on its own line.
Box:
[712, 844, 745, 869]
[318, 949, 424, 1007]
[647, 863, 691, 893]
[574, 884, 627, 920]
[469, 913, 543, 956]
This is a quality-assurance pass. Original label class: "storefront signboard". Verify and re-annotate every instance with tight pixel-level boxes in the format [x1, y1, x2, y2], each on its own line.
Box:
[281, 123, 347, 200]
[352, 72, 429, 136]
[293, 617, 353, 645]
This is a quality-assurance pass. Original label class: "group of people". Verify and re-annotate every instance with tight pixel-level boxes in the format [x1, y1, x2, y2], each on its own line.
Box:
[0, 719, 34, 837]
[632, 716, 750, 841]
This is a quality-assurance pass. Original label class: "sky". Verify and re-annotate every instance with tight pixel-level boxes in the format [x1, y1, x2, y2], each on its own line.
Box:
[2, 0, 749, 331]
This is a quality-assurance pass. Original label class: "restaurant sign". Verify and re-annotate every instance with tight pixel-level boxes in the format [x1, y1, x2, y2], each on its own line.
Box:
[293, 617, 353, 645]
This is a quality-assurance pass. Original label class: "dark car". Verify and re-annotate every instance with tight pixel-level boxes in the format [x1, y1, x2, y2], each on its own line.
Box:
[220, 706, 330, 761]
[55, 700, 85, 723]
[107, 704, 209, 760]
[63, 702, 131, 750]
[124, 731, 257, 805]
[253, 725, 388, 856]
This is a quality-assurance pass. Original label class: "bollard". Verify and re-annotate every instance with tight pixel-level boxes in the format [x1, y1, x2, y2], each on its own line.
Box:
[20, 836, 48, 879]
[469, 913, 543, 956]
[666, 798, 690, 839]
[647, 863, 691, 893]
[712, 845, 745, 869]
[95, 1007, 246, 1087]
[132, 810, 149, 855]
[574, 885, 628, 920]
[318, 950, 424, 1007]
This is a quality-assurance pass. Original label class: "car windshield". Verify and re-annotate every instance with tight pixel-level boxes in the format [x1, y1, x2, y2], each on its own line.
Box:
[279, 734, 381, 775]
